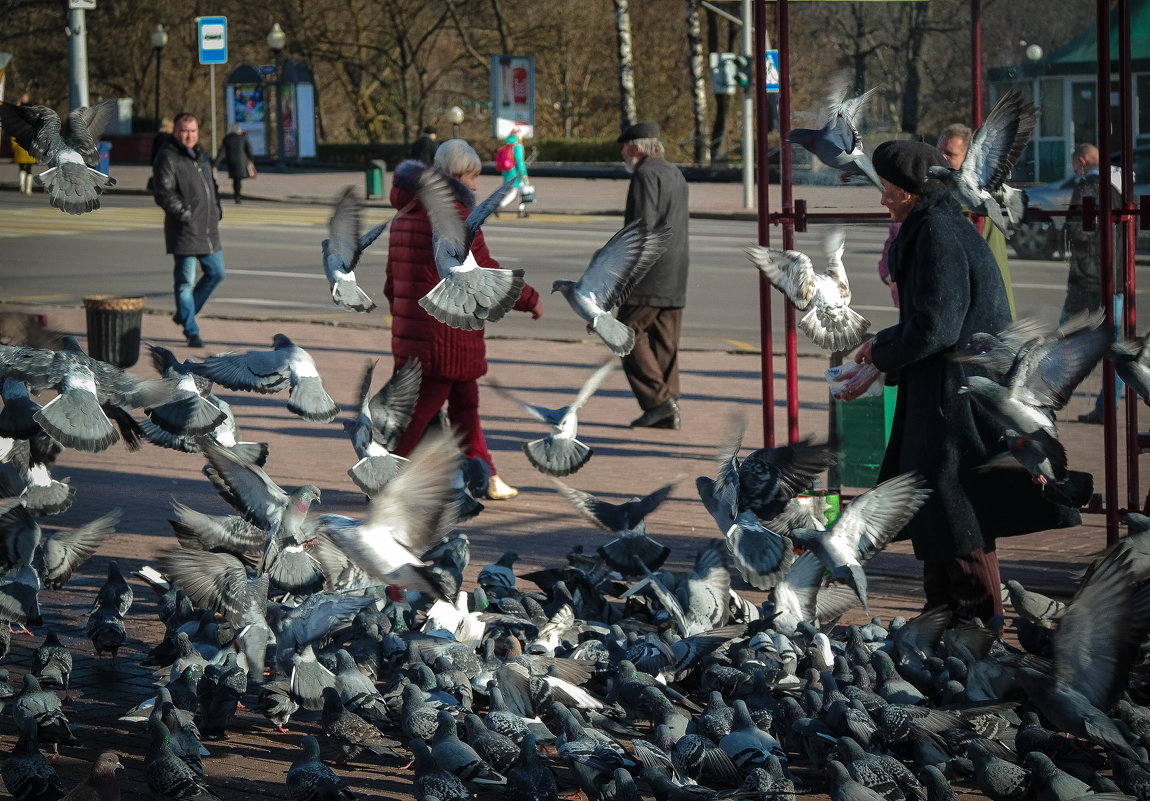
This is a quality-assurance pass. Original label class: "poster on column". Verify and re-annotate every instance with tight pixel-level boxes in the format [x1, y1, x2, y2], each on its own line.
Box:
[227, 83, 266, 156]
[280, 83, 297, 159]
[490, 55, 534, 140]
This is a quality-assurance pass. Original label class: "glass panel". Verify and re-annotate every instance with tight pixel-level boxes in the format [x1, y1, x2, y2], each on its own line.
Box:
[1040, 79, 1064, 137]
[1139, 75, 1150, 136]
[1071, 81, 1097, 146]
[1038, 140, 1066, 183]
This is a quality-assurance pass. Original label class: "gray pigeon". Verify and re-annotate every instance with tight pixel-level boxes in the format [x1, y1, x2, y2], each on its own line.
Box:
[322, 186, 388, 313]
[505, 732, 557, 801]
[343, 359, 414, 496]
[552, 219, 668, 356]
[144, 344, 227, 438]
[417, 168, 524, 330]
[1110, 334, 1150, 405]
[718, 699, 787, 772]
[31, 630, 73, 703]
[746, 226, 870, 352]
[144, 716, 221, 799]
[410, 738, 471, 801]
[430, 708, 507, 788]
[0, 431, 74, 515]
[0, 99, 118, 214]
[788, 472, 929, 613]
[286, 735, 358, 800]
[191, 333, 338, 423]
[1, 722, 64, 800]
[13, 674, 80, 756]
[320, 686, 402, 764]
[86, 602, 126, 662]
[696, 474, 794, 591]
[490, 358, 615, 476]
[926, 89, 1039, 233]
[552, 479, 673, 576]
[997, 428, 1093, 508]
[786, 72, 883, 189]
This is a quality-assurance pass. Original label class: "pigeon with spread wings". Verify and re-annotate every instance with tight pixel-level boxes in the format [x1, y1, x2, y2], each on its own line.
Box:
[746, 226, 870, 352]
[322, 186, 389, 313]
[552, 220, 669, 356]
[786, 72, 883, 190]
[489, 358, 615, 476]
[0, 99, 118, 214]
[416, 169, 524, 330]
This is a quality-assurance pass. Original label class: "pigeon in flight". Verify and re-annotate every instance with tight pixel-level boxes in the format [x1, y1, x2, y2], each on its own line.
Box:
[747, 226, 870, 352]
[417, 169, 524, 330]
[962, 312, 1111, 438]
[926, 89, 1039, 234]
[786, 72, 883, 190]
[489, 358, 615, 476]
[695, 474, 794, 592]
[0, 99, 118, 214]
[552, 220, 668, 356]
[787, 472, 930, 613]
[319, 432, 461, 601]
[322, 186, 389, 313]
[551, 479, 673, 575]
[343, 359, 418, 496]
[1110, 333, 1150, 406]
[192, 333, 339, 423]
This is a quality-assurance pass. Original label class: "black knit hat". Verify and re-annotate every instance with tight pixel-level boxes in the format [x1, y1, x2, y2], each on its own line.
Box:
[872, 140, 948, 195]
[617, 120, 660, 143]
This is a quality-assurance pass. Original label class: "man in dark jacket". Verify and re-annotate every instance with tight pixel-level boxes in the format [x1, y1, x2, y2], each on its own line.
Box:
[847, 140, 1079, 624]
[617, 121, 690, 430]
[153, 112, 225, 348]
[410, 126, 438, 167]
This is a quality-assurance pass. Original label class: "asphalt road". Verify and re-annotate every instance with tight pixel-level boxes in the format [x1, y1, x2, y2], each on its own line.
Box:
[0, 191, 1129, 355]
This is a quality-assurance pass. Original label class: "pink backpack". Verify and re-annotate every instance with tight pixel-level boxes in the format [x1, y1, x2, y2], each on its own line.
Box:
[495, 144, 515, 172]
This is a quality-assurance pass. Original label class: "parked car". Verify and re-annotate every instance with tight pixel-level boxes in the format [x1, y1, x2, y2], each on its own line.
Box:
[1011, 145, 1149, 261]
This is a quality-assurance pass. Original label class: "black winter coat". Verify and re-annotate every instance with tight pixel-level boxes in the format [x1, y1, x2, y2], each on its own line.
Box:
[152, 140, 222, 256]
[871, 189, 1079, 561]
[622, 155, 689, 307]
[215, 132, 254, 181]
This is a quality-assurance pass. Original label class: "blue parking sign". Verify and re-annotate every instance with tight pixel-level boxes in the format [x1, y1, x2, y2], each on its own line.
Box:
[198, 16, 228, 65]
[765, 50, 780, 93]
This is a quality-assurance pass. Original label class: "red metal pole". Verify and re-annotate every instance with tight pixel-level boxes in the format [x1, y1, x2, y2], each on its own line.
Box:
[754, 0, 775, 448]
[971, 0, 983, 125]
[1096, 0, 1118, 543]
[777, 0, 799, 445]
[1119, 0, 1139, 512]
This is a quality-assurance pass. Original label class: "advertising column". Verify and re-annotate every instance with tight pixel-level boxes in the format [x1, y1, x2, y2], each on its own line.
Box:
[490, 55, 535, 140]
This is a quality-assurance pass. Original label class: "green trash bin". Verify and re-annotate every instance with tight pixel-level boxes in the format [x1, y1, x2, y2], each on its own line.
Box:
[365, 159, 386, 199]
[83, 295, 144, 368]
[833, 385, 897, 488]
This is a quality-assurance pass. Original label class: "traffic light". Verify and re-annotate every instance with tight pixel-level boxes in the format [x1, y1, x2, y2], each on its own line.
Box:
[734, 55, 752, 88]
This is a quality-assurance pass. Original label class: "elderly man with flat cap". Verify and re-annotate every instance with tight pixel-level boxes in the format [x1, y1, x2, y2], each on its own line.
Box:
[616, 120, 690, 430]
[843, 140, 1080, 625]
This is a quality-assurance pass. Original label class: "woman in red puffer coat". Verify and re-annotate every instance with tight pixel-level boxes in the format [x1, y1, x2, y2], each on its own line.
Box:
[384, 141, 543, 500]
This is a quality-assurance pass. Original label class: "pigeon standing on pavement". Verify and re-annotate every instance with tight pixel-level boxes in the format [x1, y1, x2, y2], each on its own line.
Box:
[416, 168, 524, 330]
[286, 735, 358, 800]
[31, 631, 73, 703]
[490, 358, 615, 476]
[0, 99, 118, 214]
[2, 722, 65, 800]
[551, 220, 669, 356]
[322, 186, 389, 313]
[61, 751, 123, 801]
[786, 73, 883, 190]
[191, 333, 339, 423]
[926, 89, 1039, 234]
[746, 226, 870, 352]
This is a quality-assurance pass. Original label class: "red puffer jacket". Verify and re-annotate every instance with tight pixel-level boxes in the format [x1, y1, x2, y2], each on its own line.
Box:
[384, 160, 539, 381]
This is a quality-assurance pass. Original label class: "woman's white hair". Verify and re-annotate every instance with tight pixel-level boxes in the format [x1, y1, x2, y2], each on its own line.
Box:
[433, 139, 482, 178]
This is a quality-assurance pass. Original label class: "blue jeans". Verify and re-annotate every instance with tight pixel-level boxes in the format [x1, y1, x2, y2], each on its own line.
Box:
[173, 251, 225, 337]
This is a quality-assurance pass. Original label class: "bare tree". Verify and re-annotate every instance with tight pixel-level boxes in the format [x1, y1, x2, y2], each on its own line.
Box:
[685, 0, 708, 165]
[614, 0, 637, 131]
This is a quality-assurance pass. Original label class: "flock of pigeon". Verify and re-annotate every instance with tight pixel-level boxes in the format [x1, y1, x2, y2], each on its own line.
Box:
[4, 88, 1150, 801]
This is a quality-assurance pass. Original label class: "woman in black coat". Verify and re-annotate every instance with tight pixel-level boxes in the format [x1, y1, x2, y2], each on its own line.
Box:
[215, 124, 254, 203]
[848, 140, 1079, 624]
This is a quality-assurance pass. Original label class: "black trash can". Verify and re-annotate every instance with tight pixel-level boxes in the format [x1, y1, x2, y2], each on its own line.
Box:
[83, 295, 144, 368]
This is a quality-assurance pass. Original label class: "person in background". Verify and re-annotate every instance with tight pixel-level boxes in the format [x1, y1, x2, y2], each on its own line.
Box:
[1063, 142, 1125, 424]
[616, 120, 690, 430]
[496, 129, 529, 218]
[152, 112, 225, 349]
[384, 140, 544, 501]
[150, 117, 174, 166]
[410, 126, 439, 167]
[215, 124, 255, 204]
[844, 140, 1079, 625]
[937, 123, 1016, 318]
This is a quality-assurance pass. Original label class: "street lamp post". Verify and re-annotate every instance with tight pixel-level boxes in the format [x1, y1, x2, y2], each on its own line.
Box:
[267, 23, 287, 170]
[151, 24, 168, 130]
[448, 106, 464, 139]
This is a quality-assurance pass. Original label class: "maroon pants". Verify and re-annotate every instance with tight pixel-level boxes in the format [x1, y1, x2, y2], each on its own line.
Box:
[393, 375, 496, 475]
[619, 305, 682, 410]
[922, 546, 1003, 624]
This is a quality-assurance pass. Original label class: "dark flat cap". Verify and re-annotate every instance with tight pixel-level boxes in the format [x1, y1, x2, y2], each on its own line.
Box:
[872, 140, 948, 195]
[422, 126, 437, 136]
[617, 120, 660, 143]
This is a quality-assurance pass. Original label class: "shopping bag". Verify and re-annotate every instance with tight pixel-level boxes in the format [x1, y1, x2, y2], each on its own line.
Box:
[519, 181, 535, 203]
